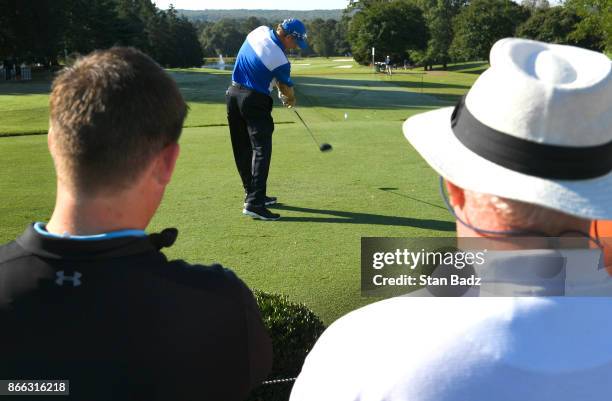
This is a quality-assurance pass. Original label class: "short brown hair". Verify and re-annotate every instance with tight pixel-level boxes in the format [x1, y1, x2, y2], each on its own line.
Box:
[49, 47, 187, 194]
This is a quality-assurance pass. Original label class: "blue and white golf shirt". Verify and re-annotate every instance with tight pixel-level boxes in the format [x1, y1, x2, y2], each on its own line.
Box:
[232, 26, 293, 95]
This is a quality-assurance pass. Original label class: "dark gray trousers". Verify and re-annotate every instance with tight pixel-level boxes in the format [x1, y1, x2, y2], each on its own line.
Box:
[226, 85, 274, 206]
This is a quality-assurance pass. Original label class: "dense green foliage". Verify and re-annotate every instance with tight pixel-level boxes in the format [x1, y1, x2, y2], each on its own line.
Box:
[3, 0, 608, 70]
[565, 0, 611, 52]
[196, 17, 351, 58]
[347, 0, 609, 67]
[450, 0, 530, 61]
[308, 19, 344, 57]
[0, 0, 203, 68]
[517, 7, 585, 46]
[199, 18, 247, 57]
[248, 291, 326, 401]
[411, 0, 467, 69]
[348, 0, 428, 65]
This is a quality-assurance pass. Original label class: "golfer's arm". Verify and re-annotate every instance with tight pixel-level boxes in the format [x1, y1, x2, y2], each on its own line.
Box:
[272, 63, 293, 88]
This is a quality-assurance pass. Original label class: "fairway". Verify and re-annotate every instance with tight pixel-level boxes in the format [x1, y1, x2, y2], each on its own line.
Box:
[0, 58, 485, 323]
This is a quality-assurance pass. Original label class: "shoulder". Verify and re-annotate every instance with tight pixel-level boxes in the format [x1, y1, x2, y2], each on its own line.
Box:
[290, 297, 528, 400]
[247, 26, 273, 40]
[304, 297, 528, 352]
[246, 26, 288, 70]
[160, 260, 247, 293]
[0, 240, 31, 266]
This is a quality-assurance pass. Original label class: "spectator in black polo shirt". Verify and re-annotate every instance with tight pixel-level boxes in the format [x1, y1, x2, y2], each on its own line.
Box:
[0, 47, 272, 401]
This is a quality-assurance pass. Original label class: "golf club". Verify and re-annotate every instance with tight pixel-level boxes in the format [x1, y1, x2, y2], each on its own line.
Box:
[293, 108, 332, 152]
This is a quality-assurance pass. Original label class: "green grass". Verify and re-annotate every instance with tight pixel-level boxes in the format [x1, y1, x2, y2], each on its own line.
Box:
[0, 58, 486, 324]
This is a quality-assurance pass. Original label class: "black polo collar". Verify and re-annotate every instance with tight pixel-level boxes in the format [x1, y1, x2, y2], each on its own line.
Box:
[15, 224, 177, 261]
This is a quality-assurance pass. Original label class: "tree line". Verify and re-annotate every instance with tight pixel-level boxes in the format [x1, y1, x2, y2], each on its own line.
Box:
[1, 0, 608, 71]
[194, 0, 608, 68]
[0, 0, 203, 68]
[347, 0, 610, 69]
[195, 17, 351, 58]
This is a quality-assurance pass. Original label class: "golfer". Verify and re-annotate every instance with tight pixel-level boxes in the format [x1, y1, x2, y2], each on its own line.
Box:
[290, 39, 612, 400]
[0, 47, 272, 401]
[227, 19, 308, 221]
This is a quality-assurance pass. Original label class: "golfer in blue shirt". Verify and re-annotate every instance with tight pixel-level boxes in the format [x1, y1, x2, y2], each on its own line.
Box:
[226, 19, 308, 221]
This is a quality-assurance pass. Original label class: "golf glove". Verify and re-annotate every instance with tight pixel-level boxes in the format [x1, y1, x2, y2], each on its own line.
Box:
[276, 82, 296, 108]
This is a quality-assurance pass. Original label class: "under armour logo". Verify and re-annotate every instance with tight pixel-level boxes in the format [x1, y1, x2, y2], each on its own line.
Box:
[55, 271, 82, 287]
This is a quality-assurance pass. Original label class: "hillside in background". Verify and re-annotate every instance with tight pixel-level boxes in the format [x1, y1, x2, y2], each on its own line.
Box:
[178, 9, 344, 22]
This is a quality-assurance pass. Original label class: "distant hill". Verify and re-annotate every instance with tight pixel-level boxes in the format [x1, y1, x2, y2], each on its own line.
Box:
[178, 9, 344, 22]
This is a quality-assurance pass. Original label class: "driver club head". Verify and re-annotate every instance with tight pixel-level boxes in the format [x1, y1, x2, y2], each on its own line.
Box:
[319, 143, 333, 152]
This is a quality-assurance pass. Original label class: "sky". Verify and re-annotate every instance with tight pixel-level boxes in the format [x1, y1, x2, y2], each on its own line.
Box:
[153, 0, 351, 10]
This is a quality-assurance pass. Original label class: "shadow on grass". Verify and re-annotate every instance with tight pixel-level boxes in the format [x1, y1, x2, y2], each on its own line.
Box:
[435, 62, 489, 74]
[297, 75, 470, 90]
[378, 187, 447, 211]
[0, 69, 467, 111]
[271, 204, 455, 231]
[0, 80, 52, 95]
[168, 70, 468, 110]
[460, 68, 488, 75]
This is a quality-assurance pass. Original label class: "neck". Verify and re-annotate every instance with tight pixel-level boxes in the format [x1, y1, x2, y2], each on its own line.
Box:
[275, 29, 289, 50]
[455, 215, 593, 250]
[46, 184, 153, 236]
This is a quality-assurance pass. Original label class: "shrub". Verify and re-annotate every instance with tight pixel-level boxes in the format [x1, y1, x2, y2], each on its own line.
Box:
[247, 291, 326, 401]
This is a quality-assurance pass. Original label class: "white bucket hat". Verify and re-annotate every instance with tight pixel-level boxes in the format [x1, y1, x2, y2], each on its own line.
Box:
[403, 38, 612, 220]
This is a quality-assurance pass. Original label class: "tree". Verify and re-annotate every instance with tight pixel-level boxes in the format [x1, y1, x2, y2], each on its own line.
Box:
[565, 0, 610, 52]
[333, 15, 352, 56]
[348, 0, 428, 65]
[347, 0, 394, 11]
[522, 0, 550, 12]
[450, 0, 530, 61]
[307, 18, 338, 57]
[517, 6, 582, 45]
[241, 16, 266, 35]
[115, 0, 149, 51]
[0, 0, 203, 68]
[412, 0, 467, 69]
[62, 0, 123, 55]
[199, 19, 245, 57]
[0, 0, 65, 66]
[171, 16, 204, 67]
[146, 9, 173, 65]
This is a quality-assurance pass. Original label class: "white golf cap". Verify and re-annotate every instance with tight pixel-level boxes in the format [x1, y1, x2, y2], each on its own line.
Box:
[403, 38, 612, 220]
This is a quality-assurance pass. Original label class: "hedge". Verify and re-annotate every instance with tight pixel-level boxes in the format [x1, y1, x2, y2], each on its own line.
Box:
[247, 291, 326, 401]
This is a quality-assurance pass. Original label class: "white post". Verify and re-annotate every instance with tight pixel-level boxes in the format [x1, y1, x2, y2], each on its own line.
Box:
[372, 47, 375, 73]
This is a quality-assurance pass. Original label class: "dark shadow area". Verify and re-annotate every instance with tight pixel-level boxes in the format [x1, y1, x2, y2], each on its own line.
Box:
[378, 187, 447, 211]
[270, 204, 455, 231]
[290, 75, 465, 110]
[460, 68, 488, 75]
[433, 62, 488, 73]
[422, 93, 463, 104]
[0, 80, 52, 95]
[0, 131, 48, 138]
[170, 70, 466, 110]
[296, 75, 470, 91]
[0, 69, 466, 112]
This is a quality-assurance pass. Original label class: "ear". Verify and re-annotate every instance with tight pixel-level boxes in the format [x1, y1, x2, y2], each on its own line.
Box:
[154, 143, 180, 186]
[446, 180, 465, 210]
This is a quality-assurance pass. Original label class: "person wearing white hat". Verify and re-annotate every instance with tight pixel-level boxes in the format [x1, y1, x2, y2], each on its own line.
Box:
[289, 38, 612, 401]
